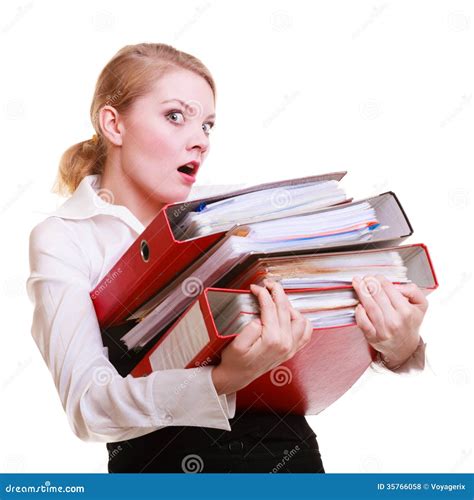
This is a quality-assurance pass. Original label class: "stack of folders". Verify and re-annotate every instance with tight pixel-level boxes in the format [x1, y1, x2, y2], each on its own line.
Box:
[90, 171, 439, 414]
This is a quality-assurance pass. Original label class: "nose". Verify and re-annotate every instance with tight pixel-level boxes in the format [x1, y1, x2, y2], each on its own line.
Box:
[187, 126, 210, 155]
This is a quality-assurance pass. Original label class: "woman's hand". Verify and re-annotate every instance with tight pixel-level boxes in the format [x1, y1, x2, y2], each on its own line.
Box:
[211, 280, 313, 395]
[352, 274, 428, 369]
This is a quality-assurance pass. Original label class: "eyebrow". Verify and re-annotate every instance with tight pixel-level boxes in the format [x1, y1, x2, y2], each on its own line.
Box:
[161, 99, 215, 120]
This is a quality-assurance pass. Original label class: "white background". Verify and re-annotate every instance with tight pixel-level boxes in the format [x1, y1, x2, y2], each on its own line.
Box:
[0, 0, 472, 473]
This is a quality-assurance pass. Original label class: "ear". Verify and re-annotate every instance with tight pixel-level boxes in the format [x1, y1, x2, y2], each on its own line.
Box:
[100, 105, 123, 146]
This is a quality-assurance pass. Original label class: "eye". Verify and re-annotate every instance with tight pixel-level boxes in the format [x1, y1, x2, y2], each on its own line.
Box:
[166, 110, 185, 124]
[202, 122, 214, 135]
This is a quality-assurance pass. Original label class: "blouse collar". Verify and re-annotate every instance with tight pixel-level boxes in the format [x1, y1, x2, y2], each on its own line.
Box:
[50, 174, 145, 235]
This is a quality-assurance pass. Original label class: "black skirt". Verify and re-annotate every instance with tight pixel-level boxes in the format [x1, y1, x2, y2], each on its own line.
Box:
[107, 410, 325, 473]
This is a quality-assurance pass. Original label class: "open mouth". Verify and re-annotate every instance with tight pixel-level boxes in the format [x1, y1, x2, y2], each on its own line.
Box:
[177, 164, 195, 175]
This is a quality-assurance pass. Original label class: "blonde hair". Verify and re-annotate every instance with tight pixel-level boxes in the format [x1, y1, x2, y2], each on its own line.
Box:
[53, 43, 216, 196]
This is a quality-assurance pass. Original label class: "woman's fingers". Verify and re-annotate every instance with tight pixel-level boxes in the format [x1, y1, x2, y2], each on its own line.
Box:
[291, 311, 313, 353]
[352, 275, 394, 337]
[263, 279, 292, 337]
[289, 305, 302, 321]
[232, 317, 263, 351]
[249, 283, 279, 343]
[250, 284, 277, 327]
[248, 281, 314, 364]
[375, 275, 413, 315]
[284, 299, 314, 355]
[354, 303, 378, 344]
[301, 318, 313, 348]
[263, 281, 314, 352]
[394, 282, 429, 312]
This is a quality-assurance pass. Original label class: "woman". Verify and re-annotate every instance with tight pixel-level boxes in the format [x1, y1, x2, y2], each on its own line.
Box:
[26, 43, 427, 473]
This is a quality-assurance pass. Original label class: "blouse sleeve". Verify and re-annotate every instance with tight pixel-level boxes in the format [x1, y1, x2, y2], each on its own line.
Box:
[26, 217, 236, 443]
[370, 337, 430, 375]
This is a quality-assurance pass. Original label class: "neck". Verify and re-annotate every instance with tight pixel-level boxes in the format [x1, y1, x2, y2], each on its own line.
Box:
[100, 166, 164, 228]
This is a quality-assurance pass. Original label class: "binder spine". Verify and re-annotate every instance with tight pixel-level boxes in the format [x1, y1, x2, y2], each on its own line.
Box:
[186, 292, 234, 367]
[91, 208, 224, 328]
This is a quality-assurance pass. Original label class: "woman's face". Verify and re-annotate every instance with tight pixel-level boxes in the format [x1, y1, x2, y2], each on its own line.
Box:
[114, 69, 215, 205]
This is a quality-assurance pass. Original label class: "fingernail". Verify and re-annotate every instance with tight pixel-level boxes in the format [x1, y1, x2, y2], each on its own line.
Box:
[353, 276, 361, 284]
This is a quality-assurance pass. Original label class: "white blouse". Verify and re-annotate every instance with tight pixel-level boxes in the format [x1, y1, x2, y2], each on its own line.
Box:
[26, 175, 236, 443]
[26, 174, 427, 443]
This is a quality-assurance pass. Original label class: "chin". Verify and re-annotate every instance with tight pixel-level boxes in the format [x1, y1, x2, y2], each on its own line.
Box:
[154, 185, 192, 205]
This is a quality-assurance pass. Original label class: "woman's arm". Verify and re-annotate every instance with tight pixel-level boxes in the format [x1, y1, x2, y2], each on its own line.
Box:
[27, 217, 236, 443]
